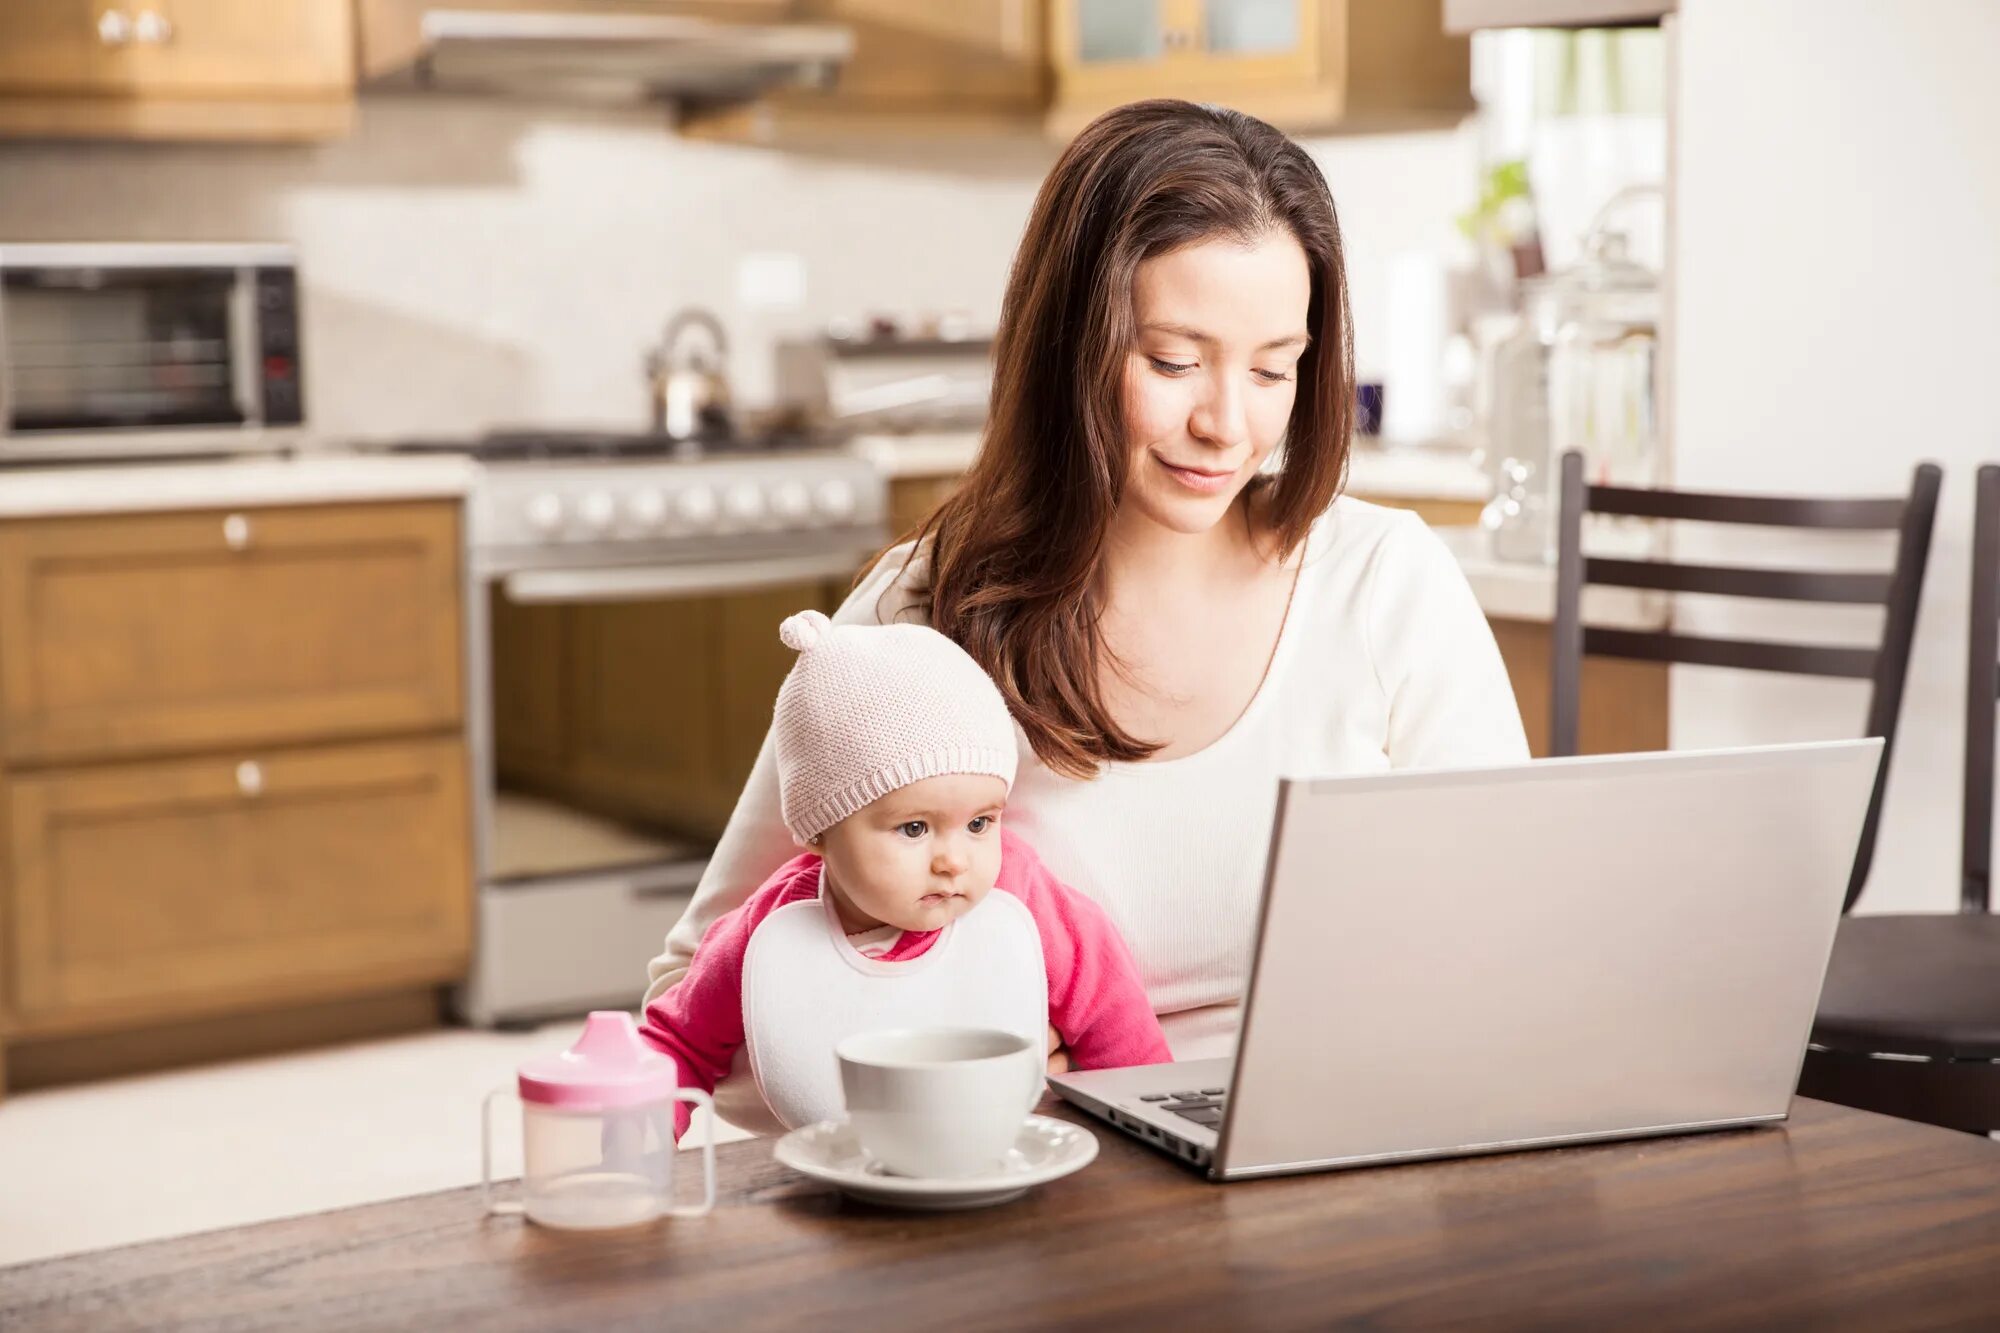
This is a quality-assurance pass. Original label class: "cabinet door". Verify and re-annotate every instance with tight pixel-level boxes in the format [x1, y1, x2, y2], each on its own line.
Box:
[800, 0, 1044, 109]
[0, 501, 463, 765]
[122, 0, 354, 99]
[0, 0, 352, 100]
[1052, 0, 1320, 111]
[0, 2, 129, 95]
[6, 737, 472, 1021]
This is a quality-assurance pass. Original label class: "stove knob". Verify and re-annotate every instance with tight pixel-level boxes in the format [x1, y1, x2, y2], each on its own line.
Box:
[771, 481, 813, 523]
[676, 485, 720, 528]
[578, 491, 616, 533]
[524, 492, 565, 536]
[724, 483, 767, 526]
[627, 489, 667, 529]
[814, 479, 858, 522]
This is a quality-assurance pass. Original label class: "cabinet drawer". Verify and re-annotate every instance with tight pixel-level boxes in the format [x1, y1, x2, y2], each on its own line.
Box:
[0, 501, 463, 764]
[6, 736, 472, 1020]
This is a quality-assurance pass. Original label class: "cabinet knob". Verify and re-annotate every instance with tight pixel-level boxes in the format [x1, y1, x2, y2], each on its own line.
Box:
[132, 9, 173, 44]
[97, 9, 133, 46]
[222, 513, 253, 550]
[236, 760, 265, 797]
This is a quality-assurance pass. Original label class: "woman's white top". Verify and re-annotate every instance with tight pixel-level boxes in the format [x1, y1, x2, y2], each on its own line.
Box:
[647, 498, 1530, 1061]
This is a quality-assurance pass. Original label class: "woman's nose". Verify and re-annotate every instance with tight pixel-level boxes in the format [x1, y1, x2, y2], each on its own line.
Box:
[1188, 372, 1249, 451]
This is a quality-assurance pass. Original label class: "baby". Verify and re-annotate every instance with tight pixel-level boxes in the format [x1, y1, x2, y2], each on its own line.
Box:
[641, 609, 1171, 1139]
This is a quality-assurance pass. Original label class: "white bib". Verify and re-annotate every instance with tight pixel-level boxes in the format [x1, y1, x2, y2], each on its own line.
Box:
[740, 875, 1049, 1132]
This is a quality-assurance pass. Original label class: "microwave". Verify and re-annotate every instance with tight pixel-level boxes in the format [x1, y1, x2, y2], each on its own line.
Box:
[0, 243, 305, 463]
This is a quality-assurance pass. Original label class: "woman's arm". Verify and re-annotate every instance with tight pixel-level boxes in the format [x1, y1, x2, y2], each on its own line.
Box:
[643, 542, 925, 1005]
[1365, 512, 1532, 769]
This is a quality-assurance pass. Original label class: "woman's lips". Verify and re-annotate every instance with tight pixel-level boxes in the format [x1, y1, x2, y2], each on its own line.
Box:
[1154, 453, 1236, 495]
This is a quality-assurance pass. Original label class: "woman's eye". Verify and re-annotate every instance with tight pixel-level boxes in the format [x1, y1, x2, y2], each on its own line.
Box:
[1254, 368, 1295, 384]
[968, 816, 992, 834]
[897, 821, 928, 839]
[1147, 356, 1196, 376]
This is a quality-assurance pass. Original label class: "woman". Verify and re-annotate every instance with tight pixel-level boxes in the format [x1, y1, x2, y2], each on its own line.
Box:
[647, 99, 1526, 1072]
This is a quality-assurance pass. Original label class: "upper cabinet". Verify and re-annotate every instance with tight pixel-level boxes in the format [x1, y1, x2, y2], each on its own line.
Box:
[0, 0, 357, 141]
[687, 0, 1471, 143]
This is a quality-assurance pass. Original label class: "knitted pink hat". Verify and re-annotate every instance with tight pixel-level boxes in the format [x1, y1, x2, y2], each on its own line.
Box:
[773, 609, 1019, 844]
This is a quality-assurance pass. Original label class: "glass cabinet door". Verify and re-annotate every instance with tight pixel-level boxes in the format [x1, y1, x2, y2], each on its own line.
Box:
[1203, 0, 1303, 59]
[1073, 0, 1165, 64]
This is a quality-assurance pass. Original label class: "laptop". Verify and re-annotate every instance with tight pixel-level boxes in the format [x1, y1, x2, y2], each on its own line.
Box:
[1048, 740, 1883, 1181]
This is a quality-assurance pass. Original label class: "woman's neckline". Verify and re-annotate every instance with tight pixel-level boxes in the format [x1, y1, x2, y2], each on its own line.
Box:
[1092, 506, 1329, 776]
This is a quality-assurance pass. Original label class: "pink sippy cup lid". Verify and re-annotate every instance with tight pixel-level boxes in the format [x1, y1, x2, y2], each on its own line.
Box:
[516, 1011, 683, 1110]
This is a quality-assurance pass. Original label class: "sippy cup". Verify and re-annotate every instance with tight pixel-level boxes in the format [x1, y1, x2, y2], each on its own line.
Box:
[482, 1010, 716, 1229]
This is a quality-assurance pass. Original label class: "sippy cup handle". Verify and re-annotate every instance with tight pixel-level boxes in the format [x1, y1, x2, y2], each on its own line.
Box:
[481, 1085, 525, 1217]
[671, 1087, 718, 1219]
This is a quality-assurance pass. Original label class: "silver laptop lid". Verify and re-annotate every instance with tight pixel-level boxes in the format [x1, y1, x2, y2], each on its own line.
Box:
[1217, 740, 1884, 1178]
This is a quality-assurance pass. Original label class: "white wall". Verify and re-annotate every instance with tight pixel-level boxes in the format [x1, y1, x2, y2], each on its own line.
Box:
[1670, 0, 2000, 911]
[0, 96, 1476, 444]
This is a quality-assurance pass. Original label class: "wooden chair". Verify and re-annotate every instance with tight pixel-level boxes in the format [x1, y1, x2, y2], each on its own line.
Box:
[1550, 451, 1942, 919]
[1544, 446, 1952, 1120]
[1799, 464, 2000, 1133]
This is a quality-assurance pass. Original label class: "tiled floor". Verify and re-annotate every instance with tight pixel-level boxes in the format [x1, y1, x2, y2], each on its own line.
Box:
[0, 1021, 751, 1268]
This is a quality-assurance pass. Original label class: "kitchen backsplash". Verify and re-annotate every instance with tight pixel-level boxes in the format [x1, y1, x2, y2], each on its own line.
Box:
[0, 96, 1475, 444]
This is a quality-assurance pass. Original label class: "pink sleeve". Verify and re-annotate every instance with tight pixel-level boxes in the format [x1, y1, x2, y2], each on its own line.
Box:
[996, 830, 1174, 1071]
[639, 855, 821, 1139]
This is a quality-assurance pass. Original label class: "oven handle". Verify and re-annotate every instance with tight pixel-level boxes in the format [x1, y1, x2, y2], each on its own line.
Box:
[501, 549, 872, 604]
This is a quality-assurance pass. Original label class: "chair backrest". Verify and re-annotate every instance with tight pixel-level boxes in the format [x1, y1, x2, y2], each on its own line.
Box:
[1551, 450, 1942, 913]
[1962, 465, 2000, 913]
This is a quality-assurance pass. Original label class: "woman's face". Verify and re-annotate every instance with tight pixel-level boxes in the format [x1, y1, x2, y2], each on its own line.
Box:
[1120, 230, 1312, 537]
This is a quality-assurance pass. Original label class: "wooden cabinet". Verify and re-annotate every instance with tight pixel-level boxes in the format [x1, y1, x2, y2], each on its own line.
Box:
[0, 497, 473, 1097]
[0, 502, 462, 766]
[6, 737, 471, 1022]
[688, 0, 1469, 143]
[0, 0, 355, 142]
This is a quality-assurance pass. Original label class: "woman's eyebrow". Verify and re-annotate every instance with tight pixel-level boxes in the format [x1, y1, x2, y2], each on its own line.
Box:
[1140, 322, 1312, 351]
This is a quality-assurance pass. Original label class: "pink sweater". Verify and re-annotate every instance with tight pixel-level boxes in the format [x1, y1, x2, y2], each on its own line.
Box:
[642, 828, 1172, 1138]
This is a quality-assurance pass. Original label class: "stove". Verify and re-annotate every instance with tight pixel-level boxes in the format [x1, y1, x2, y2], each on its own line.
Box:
[433, 425, 891, 1027]
[396, 428, 890, 575]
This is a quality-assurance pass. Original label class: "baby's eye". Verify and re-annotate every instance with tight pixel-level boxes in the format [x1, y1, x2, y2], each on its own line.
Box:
[968, 815, 993, 834]
[897, 820, 928, 839]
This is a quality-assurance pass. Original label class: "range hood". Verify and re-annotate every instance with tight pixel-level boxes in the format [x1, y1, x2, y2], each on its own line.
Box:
[369, 8, 854, 106]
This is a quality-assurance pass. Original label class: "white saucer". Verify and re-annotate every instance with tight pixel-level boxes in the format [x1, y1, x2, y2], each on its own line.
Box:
[773, 1114, 1099, 1210]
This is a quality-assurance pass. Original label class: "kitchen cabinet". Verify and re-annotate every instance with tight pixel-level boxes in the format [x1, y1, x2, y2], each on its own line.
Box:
[0, 0, 355, 142]
[686, 0, 1471, 144]
[6, 737, 471, 1020]
[0, 498, 473, 1099]
[0, 501, 462, 766]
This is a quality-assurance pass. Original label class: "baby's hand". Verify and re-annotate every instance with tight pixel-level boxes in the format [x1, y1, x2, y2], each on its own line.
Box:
[1045, 1024, 1070, 1075]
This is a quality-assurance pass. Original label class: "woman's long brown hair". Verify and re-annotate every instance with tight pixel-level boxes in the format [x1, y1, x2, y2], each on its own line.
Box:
[898, 99, 1354, 779]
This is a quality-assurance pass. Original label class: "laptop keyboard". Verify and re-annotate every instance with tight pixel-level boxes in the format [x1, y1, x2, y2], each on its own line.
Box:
[1140, 1087, 1229, 1129]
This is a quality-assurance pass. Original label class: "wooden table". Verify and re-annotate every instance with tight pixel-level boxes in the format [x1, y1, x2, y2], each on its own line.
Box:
[8, 1098, 2000, 1331]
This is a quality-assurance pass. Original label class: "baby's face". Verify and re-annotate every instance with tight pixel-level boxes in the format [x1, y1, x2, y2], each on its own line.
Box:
[817, 773, 1008, 935]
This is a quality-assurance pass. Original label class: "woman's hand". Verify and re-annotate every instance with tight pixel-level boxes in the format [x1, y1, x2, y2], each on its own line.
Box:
[1046, 1024, 1070, 1075]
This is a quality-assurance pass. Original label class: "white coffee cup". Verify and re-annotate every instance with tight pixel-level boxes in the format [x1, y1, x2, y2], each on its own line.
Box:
[836, 1027, 1044, 1179]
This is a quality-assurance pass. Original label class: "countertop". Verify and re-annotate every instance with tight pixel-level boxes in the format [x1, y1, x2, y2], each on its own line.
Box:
[0, 452, 478, 519]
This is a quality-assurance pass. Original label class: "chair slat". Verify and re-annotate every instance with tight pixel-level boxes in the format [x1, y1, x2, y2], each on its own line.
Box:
[1587, 484, 1908, 530]
[1585, 557, 1893, 604]
[1582, 627, 1878, 678]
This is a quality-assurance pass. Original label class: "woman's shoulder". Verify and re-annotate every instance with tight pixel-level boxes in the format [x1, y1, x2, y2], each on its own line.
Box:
[836, 538, 934, 627]
[1300, 493, 1443, 574]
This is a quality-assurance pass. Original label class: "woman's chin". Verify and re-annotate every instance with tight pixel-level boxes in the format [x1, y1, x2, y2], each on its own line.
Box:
[1131, 483, 1243, 536]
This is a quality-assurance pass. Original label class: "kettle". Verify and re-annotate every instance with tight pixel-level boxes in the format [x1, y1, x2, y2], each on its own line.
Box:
[645, 308, 733, 442]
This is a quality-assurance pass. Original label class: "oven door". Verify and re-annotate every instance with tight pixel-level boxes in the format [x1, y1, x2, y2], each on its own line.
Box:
[0, 252, 300, 461]
[455, 538, 879, 1026]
